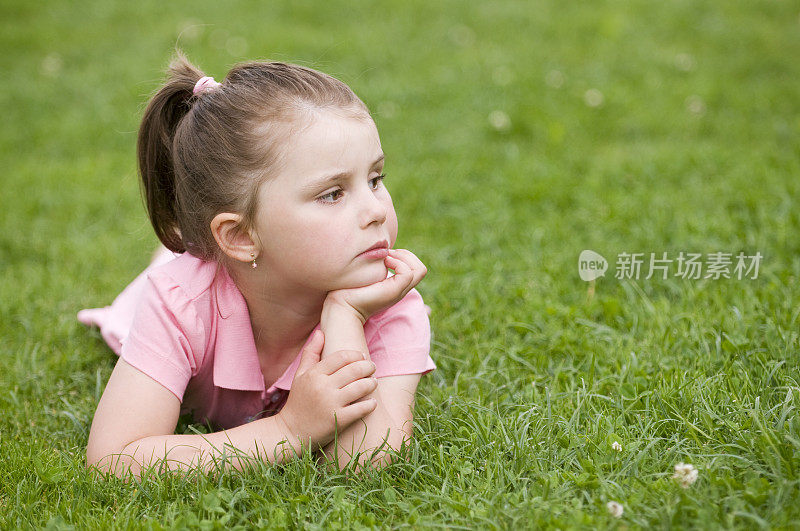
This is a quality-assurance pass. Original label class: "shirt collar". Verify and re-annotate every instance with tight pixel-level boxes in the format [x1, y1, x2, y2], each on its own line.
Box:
[210, 265, 320, 393]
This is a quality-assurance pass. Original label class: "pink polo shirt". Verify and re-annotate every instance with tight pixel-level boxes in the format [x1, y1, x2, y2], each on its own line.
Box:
[78, 251, 436, 431]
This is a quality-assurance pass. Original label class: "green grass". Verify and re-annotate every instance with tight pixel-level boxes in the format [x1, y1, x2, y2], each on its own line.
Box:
[2, 0, 800, 528]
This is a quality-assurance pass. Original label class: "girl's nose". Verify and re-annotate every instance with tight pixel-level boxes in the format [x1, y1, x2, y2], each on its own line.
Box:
[359, 191, 387, 228]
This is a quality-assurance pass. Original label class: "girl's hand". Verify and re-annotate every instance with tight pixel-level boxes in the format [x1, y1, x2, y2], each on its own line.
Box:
[275, 330, 379, 451]
[325, 249, 428, 323]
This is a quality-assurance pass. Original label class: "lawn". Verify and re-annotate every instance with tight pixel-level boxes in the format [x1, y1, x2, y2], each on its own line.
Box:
[2, 0, 799, 528]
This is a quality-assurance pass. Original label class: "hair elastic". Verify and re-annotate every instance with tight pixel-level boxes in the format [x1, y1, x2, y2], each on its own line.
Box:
[193, 76, 221, 96]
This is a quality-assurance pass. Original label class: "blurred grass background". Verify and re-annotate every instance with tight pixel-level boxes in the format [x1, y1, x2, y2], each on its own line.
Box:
[2, 0, 799, 528]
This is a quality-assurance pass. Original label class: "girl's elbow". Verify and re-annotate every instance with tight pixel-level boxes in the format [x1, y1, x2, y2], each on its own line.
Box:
[85, 446, 140, 482]
[363, 429, 414, 470]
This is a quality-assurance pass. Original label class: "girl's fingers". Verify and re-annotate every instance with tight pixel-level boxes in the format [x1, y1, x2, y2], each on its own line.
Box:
[388, 249, 427, 286]
[384, 254, 412, 277]
[386, 251, 415, 278]
[339, 377, 379, 404]
[383, 256, 418, 299]
[388, 249, 427, 275]
[309, 329, 324, 350]
[340, 398, 378, 426]
[383, 257, 414, 289]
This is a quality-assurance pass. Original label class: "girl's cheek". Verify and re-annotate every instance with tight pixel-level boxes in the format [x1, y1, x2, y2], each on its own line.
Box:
[387, 211, 399, 248]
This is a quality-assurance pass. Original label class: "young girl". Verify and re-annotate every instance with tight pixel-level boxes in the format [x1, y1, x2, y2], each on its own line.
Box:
[79, 51, 435, 478]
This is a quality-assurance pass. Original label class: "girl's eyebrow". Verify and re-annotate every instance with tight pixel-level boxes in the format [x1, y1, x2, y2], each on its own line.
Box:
[302, 153, 385, 191]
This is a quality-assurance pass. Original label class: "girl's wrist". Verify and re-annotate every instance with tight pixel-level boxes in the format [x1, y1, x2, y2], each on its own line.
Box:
[322, 295, 367, 325]
[273, 411, 310, 455]
[320, 298, 370, 360]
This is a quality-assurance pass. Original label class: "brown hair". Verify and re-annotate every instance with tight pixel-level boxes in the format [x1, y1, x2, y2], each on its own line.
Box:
[137, 50, 370, 260]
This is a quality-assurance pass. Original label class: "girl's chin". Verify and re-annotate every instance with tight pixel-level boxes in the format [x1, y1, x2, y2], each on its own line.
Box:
[334, 264, 389, 289]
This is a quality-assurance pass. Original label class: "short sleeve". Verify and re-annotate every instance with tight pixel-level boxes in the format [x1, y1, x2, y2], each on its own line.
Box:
[119, 273, 207, 402]
[366, 288, 437, 378]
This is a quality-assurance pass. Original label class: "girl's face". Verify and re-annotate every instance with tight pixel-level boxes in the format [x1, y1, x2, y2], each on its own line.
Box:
[253, 109, 398, 292]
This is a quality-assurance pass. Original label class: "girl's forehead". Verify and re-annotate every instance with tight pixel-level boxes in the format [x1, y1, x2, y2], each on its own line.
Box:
[281, 111, 381, 174]
[300, 108, 378, 143]
[257, 110, 382, 200]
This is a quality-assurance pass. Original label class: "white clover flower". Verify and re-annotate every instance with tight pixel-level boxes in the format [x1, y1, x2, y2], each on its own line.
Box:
[611, 441, 622, 452]
[41, 53, 63, 77]
[672, 462, 699, 488]
[606, 501, 624, 518]
[488, 110, 511, 132]
[685, 95, 706, 115]
[545, 69, 565, 89]
[584, 88, 604, 108]
[674, 53, 695, 72]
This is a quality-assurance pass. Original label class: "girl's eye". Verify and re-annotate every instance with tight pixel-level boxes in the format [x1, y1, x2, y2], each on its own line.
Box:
[318, 189, 343, 203]
[370, 173, 387, 190]
[317, 173, 387, 204]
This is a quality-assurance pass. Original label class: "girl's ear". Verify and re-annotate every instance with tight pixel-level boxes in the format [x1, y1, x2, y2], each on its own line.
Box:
[210, 213, 258, 263]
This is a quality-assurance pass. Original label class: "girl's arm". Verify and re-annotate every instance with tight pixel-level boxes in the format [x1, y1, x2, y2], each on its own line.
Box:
[320, 373, 420, 471]
[318, 300, 419, 470]
[86, 358, 303, 480]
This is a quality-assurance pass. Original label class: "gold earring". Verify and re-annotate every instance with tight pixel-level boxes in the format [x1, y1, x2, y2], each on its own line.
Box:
[250, 252, 258, 269]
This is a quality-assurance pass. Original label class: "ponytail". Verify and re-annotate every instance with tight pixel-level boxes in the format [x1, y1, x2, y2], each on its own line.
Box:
[136, 50, 204, 253]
